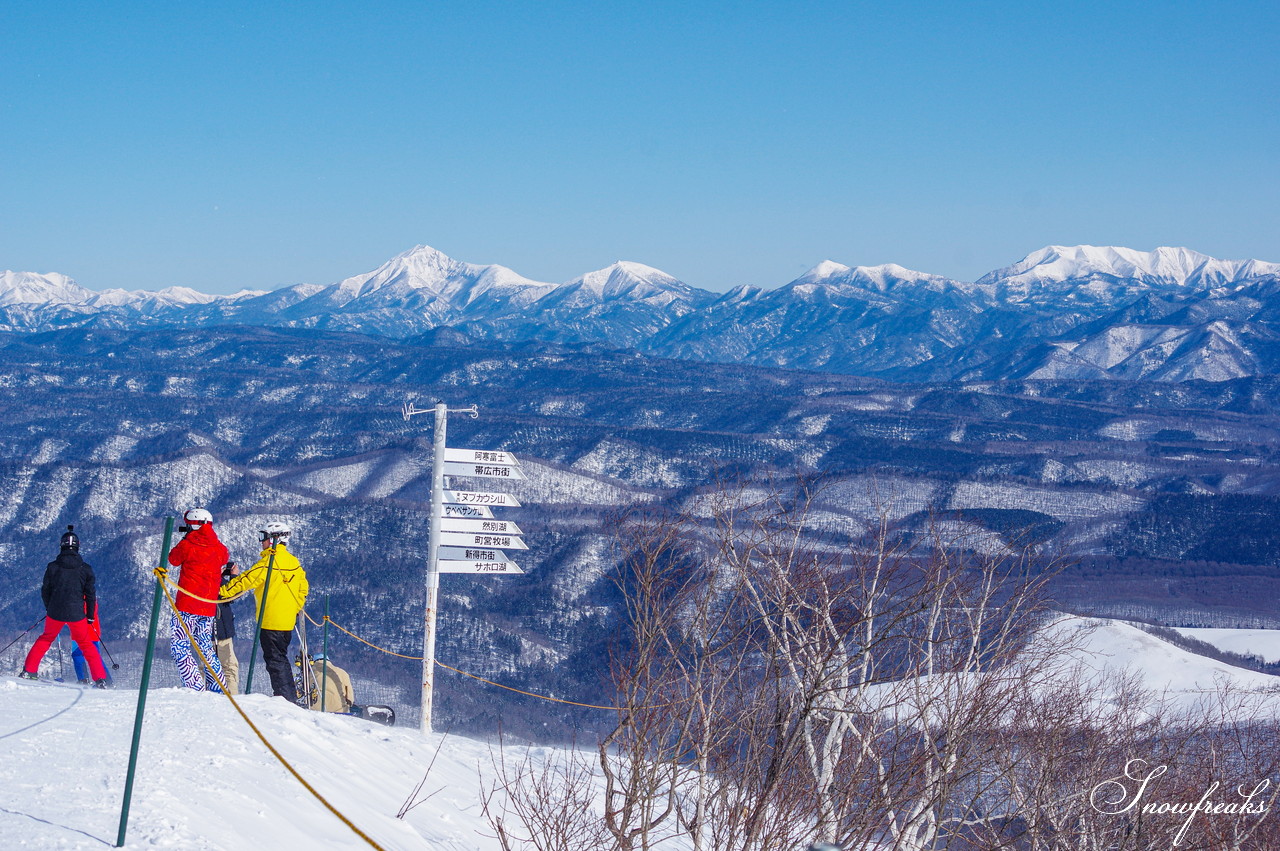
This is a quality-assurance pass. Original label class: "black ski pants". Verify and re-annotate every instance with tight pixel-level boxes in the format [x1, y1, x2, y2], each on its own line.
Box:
[260, 628, 297, 701]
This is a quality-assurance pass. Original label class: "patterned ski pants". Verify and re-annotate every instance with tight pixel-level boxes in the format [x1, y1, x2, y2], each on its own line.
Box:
[170, 611, 224, 692]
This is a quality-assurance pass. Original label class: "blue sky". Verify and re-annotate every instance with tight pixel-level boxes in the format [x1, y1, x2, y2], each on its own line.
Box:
[2, 1, 1277, 293]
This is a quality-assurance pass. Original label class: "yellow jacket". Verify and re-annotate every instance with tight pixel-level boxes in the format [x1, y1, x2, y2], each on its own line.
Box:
[220, 544, 308, 631]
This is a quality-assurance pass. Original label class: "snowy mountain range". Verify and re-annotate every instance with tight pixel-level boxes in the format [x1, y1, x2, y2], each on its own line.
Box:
[5, 244, 1280, 381]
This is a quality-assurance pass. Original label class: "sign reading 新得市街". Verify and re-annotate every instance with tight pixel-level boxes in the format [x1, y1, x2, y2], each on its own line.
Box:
[437, 545, 516, 562]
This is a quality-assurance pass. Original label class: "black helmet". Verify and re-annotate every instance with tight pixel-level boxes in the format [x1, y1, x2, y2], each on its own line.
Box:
[60, 524, 80, 552]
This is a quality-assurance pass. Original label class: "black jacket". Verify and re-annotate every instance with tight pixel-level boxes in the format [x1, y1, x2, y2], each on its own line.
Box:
[215, 565, 236, 641]
[41, 550, 96, 623]
[215, 597, 235, 641]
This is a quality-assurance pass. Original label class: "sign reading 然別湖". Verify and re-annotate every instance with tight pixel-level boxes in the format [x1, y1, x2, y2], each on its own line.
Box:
[438, 517, 523, 535]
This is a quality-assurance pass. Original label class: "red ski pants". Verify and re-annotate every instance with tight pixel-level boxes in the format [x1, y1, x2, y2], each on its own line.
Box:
[24, 617, 107, 681]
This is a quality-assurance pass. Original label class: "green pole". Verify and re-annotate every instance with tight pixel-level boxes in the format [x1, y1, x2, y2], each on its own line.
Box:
[320, 595, 330, 712]
[117, 516, 175, 847]
[242, 544, 277, 695]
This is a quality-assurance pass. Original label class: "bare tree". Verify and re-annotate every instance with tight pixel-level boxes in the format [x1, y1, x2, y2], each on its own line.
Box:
[493, 475, 1280, 851]
[482, 734, 612, 851]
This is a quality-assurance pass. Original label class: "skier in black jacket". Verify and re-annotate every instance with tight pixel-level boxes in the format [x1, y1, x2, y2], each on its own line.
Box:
[19, 526, 109, 686]
[215, 561, 241, 694]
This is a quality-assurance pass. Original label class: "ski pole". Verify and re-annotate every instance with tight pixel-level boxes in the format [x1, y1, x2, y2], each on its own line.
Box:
[0, 616, 43, 657]
[320, 595, 329, 712]
[98, 639, 122, 671]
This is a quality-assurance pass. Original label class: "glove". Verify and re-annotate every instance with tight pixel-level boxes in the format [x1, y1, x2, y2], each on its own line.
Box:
[155, 566, 168, 581]
[86, 618, 95, 625]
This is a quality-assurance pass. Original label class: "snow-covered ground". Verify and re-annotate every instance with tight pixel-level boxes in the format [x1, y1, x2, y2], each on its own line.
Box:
[4, 617, 1278, 849]
[0, 680, 520, 849]
[1174, 627, 1280, 664]
[1051, 617, 1280, 711]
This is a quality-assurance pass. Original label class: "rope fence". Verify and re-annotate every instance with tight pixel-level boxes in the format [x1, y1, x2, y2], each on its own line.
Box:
[319, 613, 627, 711]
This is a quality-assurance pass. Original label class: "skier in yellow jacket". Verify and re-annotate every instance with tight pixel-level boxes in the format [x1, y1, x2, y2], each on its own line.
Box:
[220, 520, 308, 702]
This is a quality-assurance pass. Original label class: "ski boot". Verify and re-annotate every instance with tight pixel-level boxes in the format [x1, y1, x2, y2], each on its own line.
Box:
[18, 671, 38, 680]
[92, 679, 109, 689]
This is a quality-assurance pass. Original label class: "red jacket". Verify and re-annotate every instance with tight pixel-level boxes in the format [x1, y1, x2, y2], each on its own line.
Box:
[168, 524, 230, 616]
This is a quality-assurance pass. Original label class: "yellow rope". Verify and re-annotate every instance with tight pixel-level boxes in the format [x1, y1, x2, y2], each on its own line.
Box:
[432, 659, 624, 711]
[156, 570, 253, 605]
[324, 616, 426, 661]
[156, 569, 387, 851]
[321, 615, 635, 711]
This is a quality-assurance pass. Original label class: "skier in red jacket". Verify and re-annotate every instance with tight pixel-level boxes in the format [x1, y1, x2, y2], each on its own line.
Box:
[166, 508, 229, 692]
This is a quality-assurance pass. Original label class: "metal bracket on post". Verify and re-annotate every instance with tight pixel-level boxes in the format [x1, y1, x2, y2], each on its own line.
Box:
[405, 401, 477, 422]
[404, 399, 479, 734]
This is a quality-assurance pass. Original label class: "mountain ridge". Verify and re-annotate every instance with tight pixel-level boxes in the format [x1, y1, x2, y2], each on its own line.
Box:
[4, 244, 1279, 382]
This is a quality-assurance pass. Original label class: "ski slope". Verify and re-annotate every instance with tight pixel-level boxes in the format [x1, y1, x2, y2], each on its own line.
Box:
[3, 617, 1279, 849]
[0, 680, 521, 850]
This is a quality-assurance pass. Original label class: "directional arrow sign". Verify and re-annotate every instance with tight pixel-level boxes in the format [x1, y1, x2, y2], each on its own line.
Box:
[443, 448, 521, 466]
[442, 504, 494, 519]
[444, 490, 522, 508]
[439, 518, 524, 535]
[438, 531, 528, 550]
[438, 546, 514, 563]
[437, 560, 524, 575]
[442, 461, 527, 481]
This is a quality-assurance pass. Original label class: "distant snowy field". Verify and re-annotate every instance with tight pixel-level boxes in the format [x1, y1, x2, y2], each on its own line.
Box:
[1174, 627, 1280, 664]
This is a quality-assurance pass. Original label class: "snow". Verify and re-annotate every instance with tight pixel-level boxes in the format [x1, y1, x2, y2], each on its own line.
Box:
[1173, 628, 1280, 664]
[326, 245, 554, 306]
[947, 480, 1145, 521]
[508, 459, 657, 507]
[0, 679, 527, 849]
[1046, 617, 1280, 712]
[790, 260, 970, 296]
[818, 474, 941, 520]
[0, 270, 95, 306]
[3, 618, 1277, 849]
[978, 244, 1280, 290]
[800, 259, 852, 279]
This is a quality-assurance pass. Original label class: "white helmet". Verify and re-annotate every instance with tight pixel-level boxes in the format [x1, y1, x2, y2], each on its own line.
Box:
[259, 520, 291, 545]
[184, 508, 213, 526]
